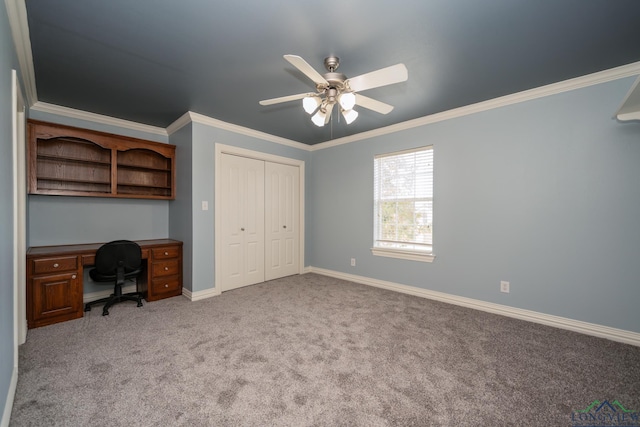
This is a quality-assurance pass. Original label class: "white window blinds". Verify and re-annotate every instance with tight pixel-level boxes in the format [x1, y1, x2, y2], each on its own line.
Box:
[373, 146, 433, 253]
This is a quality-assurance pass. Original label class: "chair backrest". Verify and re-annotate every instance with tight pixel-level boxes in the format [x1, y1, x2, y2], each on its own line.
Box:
[94, 240, 142, 276]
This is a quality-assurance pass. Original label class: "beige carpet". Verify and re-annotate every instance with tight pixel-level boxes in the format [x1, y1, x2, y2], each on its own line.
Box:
[10, 273, 640, 426]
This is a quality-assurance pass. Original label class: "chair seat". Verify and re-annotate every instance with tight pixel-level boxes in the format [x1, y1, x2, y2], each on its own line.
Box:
[89, 267, 142, 283]
[84, 240, 145, 316]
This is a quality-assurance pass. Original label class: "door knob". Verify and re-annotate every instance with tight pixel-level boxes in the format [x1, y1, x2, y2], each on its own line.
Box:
[283, 225, 287, 229]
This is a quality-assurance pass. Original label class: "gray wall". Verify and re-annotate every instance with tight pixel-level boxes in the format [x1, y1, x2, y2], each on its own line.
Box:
[0, 3, 20, 419]
[168, 123, 194, 291]
[308, 77, 640, 333]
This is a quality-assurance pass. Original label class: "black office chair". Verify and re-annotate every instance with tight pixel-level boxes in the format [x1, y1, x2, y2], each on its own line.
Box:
[84, 240, 144, 316]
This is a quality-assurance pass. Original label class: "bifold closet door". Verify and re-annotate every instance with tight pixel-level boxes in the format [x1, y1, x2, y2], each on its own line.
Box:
[265, 162, 299, 281]
[220, 154, 265, 291]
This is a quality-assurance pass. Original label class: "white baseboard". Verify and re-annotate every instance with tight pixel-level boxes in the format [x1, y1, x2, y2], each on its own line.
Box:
[85, 284, 222, 303]
[82, 284, 137, 304]
[182, 286, 220, 302]
[307, 267, 640, 347]
[1, 367, 17, 427]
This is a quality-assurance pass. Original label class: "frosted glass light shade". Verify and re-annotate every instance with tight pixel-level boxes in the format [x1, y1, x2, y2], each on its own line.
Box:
[311, 109, 326, 127]
[339, 92, 356, 110]
[303, 96, 321, 114]
[342, 108, 359, 124]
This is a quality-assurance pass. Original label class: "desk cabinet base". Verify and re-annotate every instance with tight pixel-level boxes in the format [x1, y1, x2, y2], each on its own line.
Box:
[27, 239, 183, 328]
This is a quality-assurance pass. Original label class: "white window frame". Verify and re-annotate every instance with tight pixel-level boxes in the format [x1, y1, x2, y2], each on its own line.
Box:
[371, 146, 435, 263]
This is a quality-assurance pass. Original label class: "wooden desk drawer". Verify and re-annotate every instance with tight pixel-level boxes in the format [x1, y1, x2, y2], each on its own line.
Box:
[152, 247, 180, 259]
[32, 256, 78, 275]
[151, 277, 181, 294]
[152, 259, 180, 277]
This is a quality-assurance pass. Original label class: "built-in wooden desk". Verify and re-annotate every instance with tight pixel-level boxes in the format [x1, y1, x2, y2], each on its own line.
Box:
[27, 239, 183, 328]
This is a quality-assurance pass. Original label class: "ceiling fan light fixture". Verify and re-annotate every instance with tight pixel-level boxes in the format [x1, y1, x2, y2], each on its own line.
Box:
[259, 54, 406, 129]
[311, 109, 326, 127]
[341, 108, 359, 124]
[339, 92, 356, 110]
[303, 96, 321, 114]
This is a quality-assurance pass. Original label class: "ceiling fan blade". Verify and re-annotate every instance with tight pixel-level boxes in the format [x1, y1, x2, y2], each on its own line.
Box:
[355, 94, 394, 114]
[259, 92, 314, 106]
[346, 63, 408, 92]
[284, 55, 329, 86]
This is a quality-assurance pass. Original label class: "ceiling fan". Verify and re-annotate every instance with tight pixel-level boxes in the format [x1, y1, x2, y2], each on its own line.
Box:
[259, 55, 408, 127]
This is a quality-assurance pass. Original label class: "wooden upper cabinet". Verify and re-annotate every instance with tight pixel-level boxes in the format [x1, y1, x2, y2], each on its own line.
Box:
[28, 120, 176, 200]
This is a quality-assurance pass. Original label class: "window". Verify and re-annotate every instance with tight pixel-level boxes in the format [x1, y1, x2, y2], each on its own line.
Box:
[372, 146, 434, 262]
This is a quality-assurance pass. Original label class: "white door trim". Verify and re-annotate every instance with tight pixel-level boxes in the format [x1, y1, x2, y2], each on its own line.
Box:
[5, 69, 26, 427]
[12, 69, 26, 346]
[214, 144, 305, 294]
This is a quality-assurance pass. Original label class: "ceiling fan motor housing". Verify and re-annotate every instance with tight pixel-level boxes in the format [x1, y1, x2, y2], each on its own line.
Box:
[322, 73, 347, 90]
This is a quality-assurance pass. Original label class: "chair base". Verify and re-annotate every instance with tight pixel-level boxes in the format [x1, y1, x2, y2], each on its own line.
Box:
[84, 292, 144, 316]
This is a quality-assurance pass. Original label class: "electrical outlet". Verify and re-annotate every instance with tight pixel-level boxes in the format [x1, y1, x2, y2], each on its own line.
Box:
[351, 258, 356, 267]
[201, 201, 209, 211]
[500, 281, 510, 293]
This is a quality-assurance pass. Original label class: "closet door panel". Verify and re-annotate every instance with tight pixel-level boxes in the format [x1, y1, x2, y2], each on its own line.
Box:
[265, 162, 299, 281]
[243, 161, 265, 286]
[220, 154, 265, 290]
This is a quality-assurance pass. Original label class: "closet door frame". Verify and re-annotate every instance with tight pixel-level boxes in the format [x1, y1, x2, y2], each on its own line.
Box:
[214, 144, 305, 293]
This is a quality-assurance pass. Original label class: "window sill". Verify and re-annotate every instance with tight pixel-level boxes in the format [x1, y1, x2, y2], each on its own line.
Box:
[371, 247, 435, 263]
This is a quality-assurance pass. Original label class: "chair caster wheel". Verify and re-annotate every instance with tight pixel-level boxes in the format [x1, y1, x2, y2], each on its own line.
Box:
[84, 306, 91, 312]
[102, 310, 109, 316]
[137, 301, 143, 307]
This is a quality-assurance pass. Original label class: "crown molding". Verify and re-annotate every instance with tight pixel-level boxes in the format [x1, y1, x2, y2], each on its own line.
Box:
[311, 61, 640, 151]
[615, 75, 640, 122]
[171, 111, 310, 151]
[29, 55, 640, 148]
[30, 102, 168, 137]
[5, 0, 37, 106]
[27, 58, 640, 150]
[166, 111, 192, 135]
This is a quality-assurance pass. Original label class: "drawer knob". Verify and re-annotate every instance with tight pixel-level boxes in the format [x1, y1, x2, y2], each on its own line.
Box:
[71, 274, 76, 279]
[164, 251, 169, 256]
[241, 228, 245, 231]
[283, 225, 287, 229]
[53, 263, 59, 268]
[164, 283, 169, 288]
[164, 267, 169, 271]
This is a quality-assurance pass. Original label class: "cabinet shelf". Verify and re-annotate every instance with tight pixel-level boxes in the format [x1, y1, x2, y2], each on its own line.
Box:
[37, 153, 112, 166]
[28, 120, 176, 200]
[117, 163, 172, 173]
[117, 182, 171, 190]
[37, 175, 111, 185]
